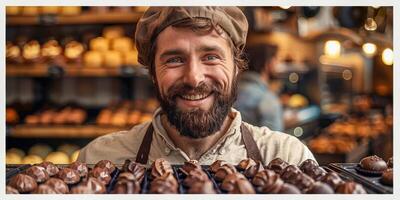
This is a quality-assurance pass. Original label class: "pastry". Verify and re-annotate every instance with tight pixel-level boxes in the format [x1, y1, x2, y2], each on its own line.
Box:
[94, 159, 116, 173]
[25, 165, 50, 183]
[57, 168, 80, 185]
[214, 163, 237, 181]
[8, 174, 38, 193]
[90, 37, 109, 52]
[69, 161, 89, 178]
[38, 161, 59, 177]
[84, 51, 103, 67]
[44, 177, 69, 194]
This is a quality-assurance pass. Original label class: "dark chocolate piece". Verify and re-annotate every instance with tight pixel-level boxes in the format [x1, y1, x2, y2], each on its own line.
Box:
[278, 183, 301, 194]
[81, 177, 107, 194]
[57, 168, 80, 185]
[122, 159, 146, 183]
[151, 158, 173, 178]
[112, 180, 141, 194]
[180, 160, 202, 175]
[94, 160, 116, 173]
[380, 168, 393, 186]
[33, 184, 57, 194]
[320, 171, 344, 190]
[44, 177, 69, 194]
[209, 160, 227, 173]
[187, 180, 216, 194]
[280, 165, 301, 182]
[306, 181, 334, 194]
[299, 159, 319, 174]
[387, 157, 393, 168]
[221, 173, 255, 194]
[359, 155, 388, 173]
[244, 160, 264, 178]
[214, 163, 237, 181]
[8, 174, 38, 193]
[70, 185, 94, 194]
[25, 165, 50, 183]
[89, 167, 112, 185]
[38, 161, 59, 177]
[237, 158, 256, 171]
[183, 169, 209, 187]
[70, 161, 89, 178]
[149, 172, 178, 194]
[266, 158, 289, 174]
[335, 181, 367, 194]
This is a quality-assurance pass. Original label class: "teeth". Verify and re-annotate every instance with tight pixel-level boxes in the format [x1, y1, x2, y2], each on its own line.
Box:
[181, 93, 209, 100]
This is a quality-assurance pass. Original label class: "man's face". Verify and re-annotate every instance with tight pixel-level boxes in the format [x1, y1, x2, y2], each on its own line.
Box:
[153, 25, 238, 138]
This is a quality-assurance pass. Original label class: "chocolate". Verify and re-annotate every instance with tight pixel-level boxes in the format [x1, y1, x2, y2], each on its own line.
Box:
[25, 166, 50, 183]
[118, 172, 136, 182]
[237, 158, 256, 171]
[266, 158, 289, 174]
[89, 167, 112, 185]
[299, 159, 319, 174]
[214, 163, 237, 181]
[149, 172, 178, 194]
[183, 169, 209, 187]
[122, 159, 146, 183]
[278, 183, 301, 194]
[187, 180, 216, 194]
[6, 186, 19, 194]
[292, 173, 315, 192]
[380, 168, 393, 186]
[244, 160, 264, 178]
[70, 161, 89, 178]
[81, 177, 107, 194]
[251, 169, 284, 194]
[151, 158, 173, 178]
[94, 160, 116, 173]
[33, 184, 57, 194]
[305, 166, 327, 181]
[8, 174, 38, 193]
[112, 180, 141, 194]
[57, 168, 80, 185]
[280, 165, 301, 182]
[209, 160, 227, 173]
[38, 161, 59, 177]
[359, 155, 388, 173]
[306, 181, 334, 194]
[44, 178, 69, 194]
[320, 171, 344, 190]
[387, 157, 393, 168]
[180, 160, 202, 175]
[70, 185, 94, 194]
[221, 173, 255, 194]
[335, 181, 367, 194]
[221, 173, 246, 192]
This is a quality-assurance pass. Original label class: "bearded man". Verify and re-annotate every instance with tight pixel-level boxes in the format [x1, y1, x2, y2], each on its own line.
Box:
[78, 7, 315, 165]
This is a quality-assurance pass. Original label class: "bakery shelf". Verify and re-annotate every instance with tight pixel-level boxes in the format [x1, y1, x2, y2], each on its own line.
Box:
[6, 12, 144, 26]
[6, 64, 149, 77]
[8, 124, 130, 138]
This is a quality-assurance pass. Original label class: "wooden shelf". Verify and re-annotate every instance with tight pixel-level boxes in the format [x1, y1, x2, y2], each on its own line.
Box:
[8, 124, 130, 138]
[6, 64, 149, 77]
[7, 12, 144, 26]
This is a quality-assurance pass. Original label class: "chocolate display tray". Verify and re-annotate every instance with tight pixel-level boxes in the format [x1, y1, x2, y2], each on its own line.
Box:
[328, 163, 392, 194]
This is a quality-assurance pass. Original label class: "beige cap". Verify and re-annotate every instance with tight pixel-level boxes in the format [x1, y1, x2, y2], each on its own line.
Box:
[135, 6, 248, 67]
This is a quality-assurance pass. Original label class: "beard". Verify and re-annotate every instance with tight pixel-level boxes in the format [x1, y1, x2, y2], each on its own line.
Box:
[155, 78, 238, 139]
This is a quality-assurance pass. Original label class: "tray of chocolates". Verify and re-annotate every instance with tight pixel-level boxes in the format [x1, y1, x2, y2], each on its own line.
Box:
[6, 157, 377, 194]
[327, 155, 393, 194]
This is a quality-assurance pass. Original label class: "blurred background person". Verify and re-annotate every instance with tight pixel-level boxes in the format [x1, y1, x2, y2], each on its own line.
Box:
[235, 43, 284, 131]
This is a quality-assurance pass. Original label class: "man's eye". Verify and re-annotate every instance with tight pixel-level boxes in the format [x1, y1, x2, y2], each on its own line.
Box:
[166, 57, 183, 63]
[205, 55, 218, 61]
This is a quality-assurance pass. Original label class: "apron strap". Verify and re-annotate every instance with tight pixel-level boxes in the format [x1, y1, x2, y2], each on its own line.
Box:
[135, 123, 154, 164]
[240, 123, 263, 163]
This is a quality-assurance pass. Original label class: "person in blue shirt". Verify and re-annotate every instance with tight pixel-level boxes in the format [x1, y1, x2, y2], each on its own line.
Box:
[234, 44, 284, 131]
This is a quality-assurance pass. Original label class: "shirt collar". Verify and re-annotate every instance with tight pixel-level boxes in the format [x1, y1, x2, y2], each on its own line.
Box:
[151, 107, 243, 150]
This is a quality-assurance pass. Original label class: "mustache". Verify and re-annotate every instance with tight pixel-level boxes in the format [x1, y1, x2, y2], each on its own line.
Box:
[166, 82, 223, 100]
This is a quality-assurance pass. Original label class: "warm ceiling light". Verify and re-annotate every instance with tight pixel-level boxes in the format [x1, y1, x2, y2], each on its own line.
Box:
[382, 48, 393, 65]
[324, 40, 341, 57]
[362, 43, 377, 57]
[279, 6, 291, 9]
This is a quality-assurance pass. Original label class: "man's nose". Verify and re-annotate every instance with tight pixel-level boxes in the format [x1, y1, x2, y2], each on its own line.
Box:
[182, 59, 205, 87]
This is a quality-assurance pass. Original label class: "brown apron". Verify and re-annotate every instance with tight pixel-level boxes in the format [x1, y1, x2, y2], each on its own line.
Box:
[135, 123, 263, 164]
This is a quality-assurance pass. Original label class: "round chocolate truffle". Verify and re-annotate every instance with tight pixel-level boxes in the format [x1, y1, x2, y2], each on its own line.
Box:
[335, 181, 367, 194]
[70, 161, 89, 178]
[299, 159, 319, 174]
[221, 173, 246, 192]
[122, 159, 146, 183]
[232, 179, 256, 194]
[183, 169, 210, 187]
[180, 160, 202, 175]
[8, 174, 38, 193]
[278, 183, 301, 194]
[280, 165, 302, 182]
[149, 172, 178, 194]
[306, 181, 334, 194]
[57, 168, 80, 185]
[214, 163, 237, 181]
[151, 158, 173, 178]
[266, 158, 289, 174]
[44, 177, 69, 194]
[81, 177, 106, 194]
[94, 160, 116, 173]
[237, 158, 256, 171]
[187, 180, 216, 194]
[25, 165, 50, 183]
[306, 166, 327, 181]
[320, 171, 344, 190]
[380, 168, 393, 186]
[33, 184, 57, 194]
[209, 160, 227, 173]
[112, 180, 141, 194]
[89, 167, 112, 185]
[293, 173, 315, 192]
[252, 169, 283, 194]
[38, 161, 59, 177]
[359, 155, 388, 173]
[6, 186, 19, 194]
[244, 160, 264, 178]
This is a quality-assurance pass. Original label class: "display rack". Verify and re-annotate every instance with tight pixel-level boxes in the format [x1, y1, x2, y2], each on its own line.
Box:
[6, 12, 143, 26]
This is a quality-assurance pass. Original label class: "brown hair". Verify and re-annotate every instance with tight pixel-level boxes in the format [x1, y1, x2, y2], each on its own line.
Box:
[148, 18, 248, 79]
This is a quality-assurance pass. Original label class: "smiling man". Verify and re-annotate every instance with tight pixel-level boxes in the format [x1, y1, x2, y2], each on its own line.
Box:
[78, 7, 315, 165]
